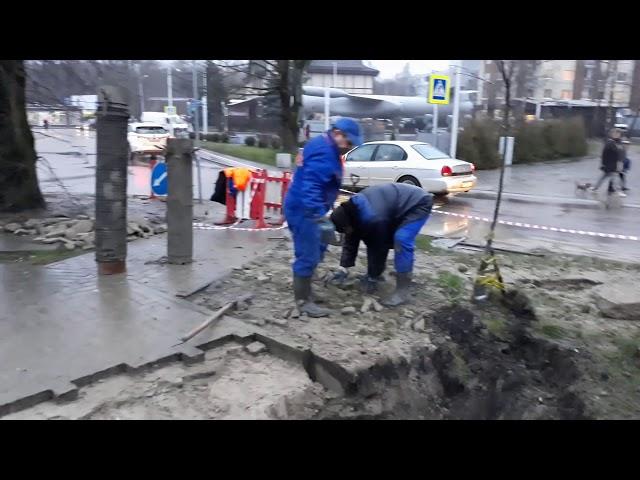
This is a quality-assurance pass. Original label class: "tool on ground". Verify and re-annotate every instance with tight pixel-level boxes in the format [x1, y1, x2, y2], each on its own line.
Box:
[173, 293, 253, 346]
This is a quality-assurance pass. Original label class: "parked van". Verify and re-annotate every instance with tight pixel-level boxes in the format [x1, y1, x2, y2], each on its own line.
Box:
[140, 111, 192, 137]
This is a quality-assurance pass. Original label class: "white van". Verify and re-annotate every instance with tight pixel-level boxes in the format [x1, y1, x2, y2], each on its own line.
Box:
[140, 111, 192, 137]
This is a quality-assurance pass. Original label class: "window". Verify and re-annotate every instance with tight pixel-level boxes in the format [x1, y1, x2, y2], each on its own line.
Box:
[136, 126, 168, 134]
[373, 144, 406, 162]
[346, 144, 377, 162]
[562, 70, 575, 81]
[561, 90, 572, 99]
[544, 89, 552, 98]
[617, 72, 628, 82]
[411, 144, 449, 160]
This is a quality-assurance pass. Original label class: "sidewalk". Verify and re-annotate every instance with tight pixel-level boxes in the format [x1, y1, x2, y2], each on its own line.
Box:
[463, 155, 639, 208]
[0, 214, 278, 415]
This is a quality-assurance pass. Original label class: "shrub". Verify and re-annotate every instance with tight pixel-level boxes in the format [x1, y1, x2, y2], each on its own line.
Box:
[514, 121, 552, 163]
[270, 137, 281, 150]
[207, 133, 220, 142]
[563, 116, 588, 157]
[514, 117, 587, 164]
[244, 136, 256, 147]
[258, 139, 269, 148]
[456, 119, 501, 170]
[221, 133, 229, 143]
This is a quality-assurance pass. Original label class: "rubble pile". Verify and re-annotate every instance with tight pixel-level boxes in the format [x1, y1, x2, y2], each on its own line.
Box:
[1, 215, 168, 251]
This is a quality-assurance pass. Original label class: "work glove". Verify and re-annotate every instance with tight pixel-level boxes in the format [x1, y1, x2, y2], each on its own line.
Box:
[328, 266, 349, 286]
[313, 216, 341, 246]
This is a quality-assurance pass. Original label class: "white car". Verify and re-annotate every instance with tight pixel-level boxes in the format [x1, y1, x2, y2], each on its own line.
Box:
[127, 122, 170, 159]
[343, 140, 477, 195]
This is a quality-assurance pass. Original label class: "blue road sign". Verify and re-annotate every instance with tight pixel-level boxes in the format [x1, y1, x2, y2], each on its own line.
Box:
[151, 162, 168, 196]
[428, 74, 450, 104]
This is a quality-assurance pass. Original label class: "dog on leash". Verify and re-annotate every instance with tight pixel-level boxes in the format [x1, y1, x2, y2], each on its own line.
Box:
[575, 181, 593, 195]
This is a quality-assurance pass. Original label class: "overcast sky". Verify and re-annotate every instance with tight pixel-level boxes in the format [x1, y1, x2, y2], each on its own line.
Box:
[161, 60, 452, 79]
[368, 60, 451, 79]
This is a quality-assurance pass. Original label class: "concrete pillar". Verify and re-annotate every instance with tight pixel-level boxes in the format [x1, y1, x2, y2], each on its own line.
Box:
[95, 85, 130, 275]
[166, 138, 193, 264]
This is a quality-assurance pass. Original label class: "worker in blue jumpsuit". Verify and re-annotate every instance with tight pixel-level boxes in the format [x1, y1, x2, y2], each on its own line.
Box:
[329, 183, 434, 307]
[284, 118, 363, 317]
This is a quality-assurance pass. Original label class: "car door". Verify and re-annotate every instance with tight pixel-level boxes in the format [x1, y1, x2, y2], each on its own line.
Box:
[369, 143, 408, 186]
[343, 144, 378, 189]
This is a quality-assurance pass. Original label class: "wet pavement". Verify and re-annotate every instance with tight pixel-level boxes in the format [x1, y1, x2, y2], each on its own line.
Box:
[0, 206, 277, 415]
[34, 128, 639, 262]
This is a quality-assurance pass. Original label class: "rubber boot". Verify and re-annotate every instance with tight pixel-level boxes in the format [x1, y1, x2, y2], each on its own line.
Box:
[294, 276, 331, 318]
[359, 275, 382, 294]
[381, 272, 412, 307]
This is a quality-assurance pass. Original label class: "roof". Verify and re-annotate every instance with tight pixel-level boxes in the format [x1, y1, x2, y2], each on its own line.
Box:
[130, 122, 166, 128]
[307, 60, 379, 77]
[364, 140, 430, 146]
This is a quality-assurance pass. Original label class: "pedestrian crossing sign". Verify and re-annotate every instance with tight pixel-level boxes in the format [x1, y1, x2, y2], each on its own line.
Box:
[428, 74, 450, 105]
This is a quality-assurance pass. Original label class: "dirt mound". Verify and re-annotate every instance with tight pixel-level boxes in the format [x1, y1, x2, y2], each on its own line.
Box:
[430, 301, 589, 420]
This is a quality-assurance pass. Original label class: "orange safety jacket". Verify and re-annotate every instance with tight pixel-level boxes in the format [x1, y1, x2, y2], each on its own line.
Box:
[223, 167, 253, 192]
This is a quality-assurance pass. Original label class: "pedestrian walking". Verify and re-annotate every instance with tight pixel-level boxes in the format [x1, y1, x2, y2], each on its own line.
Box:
[591, 128, 626, 197]
[620, 139, 631, 192]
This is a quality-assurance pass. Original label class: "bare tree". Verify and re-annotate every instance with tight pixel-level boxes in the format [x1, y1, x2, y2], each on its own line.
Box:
[491, 60, 516, 232]
[628, 60, 640, 134]
[0, 61, 45, 211]
[215, 60, 310, 152]
[573, 60, 586, 100]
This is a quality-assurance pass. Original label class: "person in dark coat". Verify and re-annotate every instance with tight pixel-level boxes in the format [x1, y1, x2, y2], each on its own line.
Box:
[591, 129, 626, 197]
[329, 183, 434, 307]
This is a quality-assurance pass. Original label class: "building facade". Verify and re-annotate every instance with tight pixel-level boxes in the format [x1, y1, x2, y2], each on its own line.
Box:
[477, 60, 636, 108]
[305, 60, 379, 94]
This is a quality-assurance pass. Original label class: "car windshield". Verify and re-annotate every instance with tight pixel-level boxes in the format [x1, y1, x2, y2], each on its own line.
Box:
[411, 144, 450, 160]
[136, 126, 167, 134]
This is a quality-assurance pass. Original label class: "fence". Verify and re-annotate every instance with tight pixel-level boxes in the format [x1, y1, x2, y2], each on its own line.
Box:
[216, 168, 291, 229]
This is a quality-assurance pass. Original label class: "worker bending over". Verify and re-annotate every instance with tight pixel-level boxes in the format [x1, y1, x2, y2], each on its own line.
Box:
[329, 183, 433, 307]
[284, 118, 363, 318]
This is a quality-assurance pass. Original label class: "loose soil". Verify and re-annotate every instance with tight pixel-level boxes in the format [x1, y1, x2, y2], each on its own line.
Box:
[5, 233, 640, 419]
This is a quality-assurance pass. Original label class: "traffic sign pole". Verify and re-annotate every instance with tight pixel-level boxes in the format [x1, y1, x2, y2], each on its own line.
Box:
[450, 62, 462, 158]
[433, 104, 439, 149]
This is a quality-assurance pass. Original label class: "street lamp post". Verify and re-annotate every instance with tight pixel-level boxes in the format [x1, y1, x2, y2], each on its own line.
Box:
[167, 67, 173, 109]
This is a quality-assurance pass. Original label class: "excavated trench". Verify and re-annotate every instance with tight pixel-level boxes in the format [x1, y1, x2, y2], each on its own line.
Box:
[306, 290, 591, 420]
[2, 287, 592, 420]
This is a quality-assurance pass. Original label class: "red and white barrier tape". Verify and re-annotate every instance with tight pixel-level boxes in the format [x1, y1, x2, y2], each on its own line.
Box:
[432, 210, 639, 241]
[192, 221, 287, 232]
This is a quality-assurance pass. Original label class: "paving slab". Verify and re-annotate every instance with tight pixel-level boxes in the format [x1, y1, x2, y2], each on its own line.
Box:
[0, 223, 274, 415]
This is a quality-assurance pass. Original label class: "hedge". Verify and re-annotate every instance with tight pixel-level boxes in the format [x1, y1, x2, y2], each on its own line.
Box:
[456, 117, 588, 169]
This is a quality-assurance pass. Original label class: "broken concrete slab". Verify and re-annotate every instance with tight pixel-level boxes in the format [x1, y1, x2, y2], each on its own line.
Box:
[593, 284, 640, 320]
[246, 341, 267, 355]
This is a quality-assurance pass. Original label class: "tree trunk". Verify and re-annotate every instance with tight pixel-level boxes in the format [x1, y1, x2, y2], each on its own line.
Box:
[277, 60, 308, 154]
[0, 60, 45, 212]
[573, 60, 585, 100]
[630, 60, 640, 112]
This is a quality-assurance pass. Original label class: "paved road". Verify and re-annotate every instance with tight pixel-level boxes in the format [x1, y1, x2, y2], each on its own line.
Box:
[34, 128, 640, 262]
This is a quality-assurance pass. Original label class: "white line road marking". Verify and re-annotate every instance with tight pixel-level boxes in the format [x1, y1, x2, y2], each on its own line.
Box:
[433, 210, 639, 242]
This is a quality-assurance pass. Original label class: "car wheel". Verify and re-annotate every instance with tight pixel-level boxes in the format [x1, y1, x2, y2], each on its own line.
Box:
[397, 175, 421, 188]
[434, 192, 449, 198]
